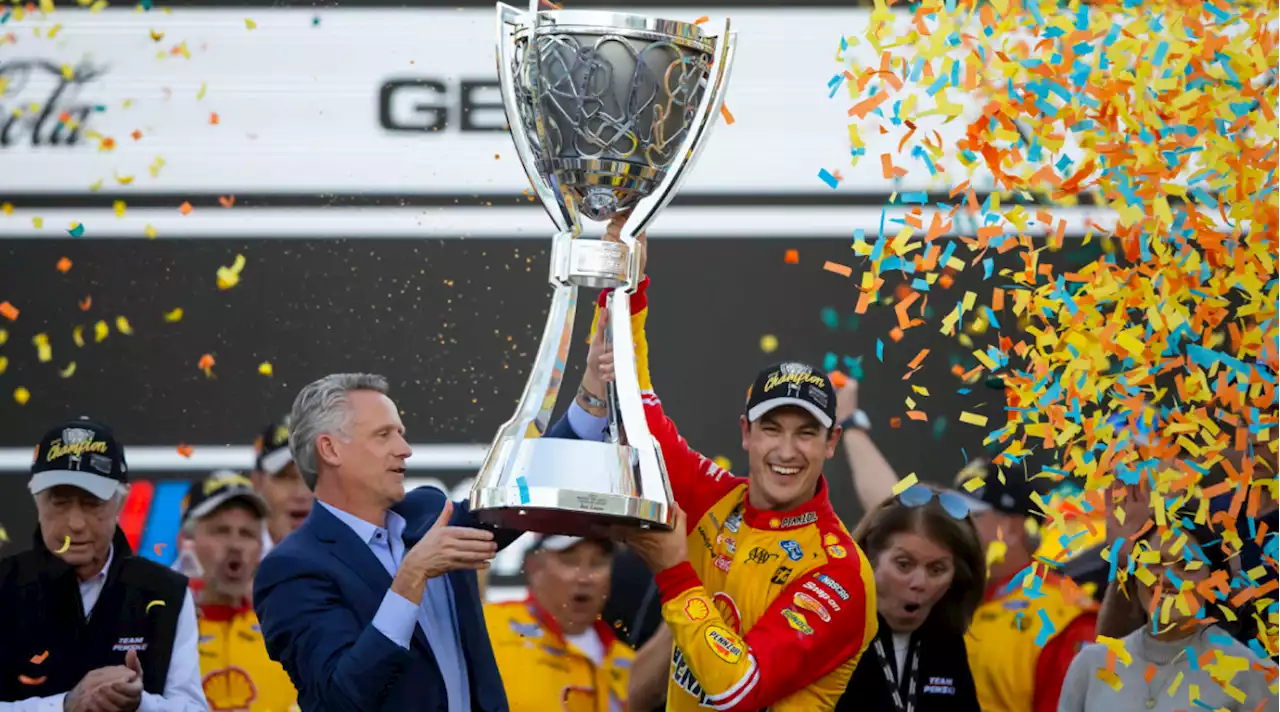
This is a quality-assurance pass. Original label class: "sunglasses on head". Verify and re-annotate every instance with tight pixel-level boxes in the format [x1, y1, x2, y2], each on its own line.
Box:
[898, 484, 976, 520]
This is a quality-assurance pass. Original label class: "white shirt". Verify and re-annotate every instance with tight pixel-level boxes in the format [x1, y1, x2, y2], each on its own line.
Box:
[892, 632, 911, 680]
[0, 546, 207, 712]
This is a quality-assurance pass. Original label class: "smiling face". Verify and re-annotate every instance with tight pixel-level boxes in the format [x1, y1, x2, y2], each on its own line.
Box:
[873, 530, 957, 633]
[740, 406, 838, 512]
[321, 390, 412, 510]
[36, 485, 121, 580]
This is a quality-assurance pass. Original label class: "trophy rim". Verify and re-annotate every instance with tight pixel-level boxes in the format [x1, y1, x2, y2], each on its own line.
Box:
[513, 10, 716, 53]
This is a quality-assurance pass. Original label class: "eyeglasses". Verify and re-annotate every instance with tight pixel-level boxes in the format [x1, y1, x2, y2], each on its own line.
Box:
[898, 485, 975, 520]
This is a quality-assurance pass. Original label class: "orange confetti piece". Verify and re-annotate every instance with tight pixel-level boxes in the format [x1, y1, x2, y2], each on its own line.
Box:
[179, 202, 193, 216]
[0, 302, 18, 321]
[907, 348, 930, 370]
[784, 249, 799, 264]
[823, 261, 853, 277]
[906, 410, 928, 421]
[55, 257, 72, 273]
[78, 296, 92, 311]
[176, 444, 194, 458]
[29, 651, 48, 665]
[218, 195, 235, 208]
[693, 15, 709, 24]
[131, 129, 143, 140]
[889, 417, 902, 429]
[209, 112, 219, 125]
[18, 675, 46, 686]
[197, 353, 215, 373]
[153, 542, 167, 556]
[719, 105, 735, 125]
[829, 371, 849, 388]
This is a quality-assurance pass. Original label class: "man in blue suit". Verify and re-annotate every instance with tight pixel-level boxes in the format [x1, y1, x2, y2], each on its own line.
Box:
[254, 372, 520, 712]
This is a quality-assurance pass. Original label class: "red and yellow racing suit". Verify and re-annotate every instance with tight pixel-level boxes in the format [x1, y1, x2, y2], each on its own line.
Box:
[593, 278, 878, 711]
[196, 602, 299, 712]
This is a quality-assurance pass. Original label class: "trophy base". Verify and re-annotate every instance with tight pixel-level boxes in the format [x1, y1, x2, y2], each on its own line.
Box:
[471, 488, 671, 537]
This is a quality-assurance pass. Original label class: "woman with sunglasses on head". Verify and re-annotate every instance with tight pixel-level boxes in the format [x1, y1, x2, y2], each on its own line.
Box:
[834, 484, 987, 712]
[1058, 519, 1277, 711]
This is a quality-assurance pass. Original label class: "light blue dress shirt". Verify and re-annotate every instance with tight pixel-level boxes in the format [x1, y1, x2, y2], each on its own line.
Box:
[567, 401, 611, 442]
[317, 501, 471, 712]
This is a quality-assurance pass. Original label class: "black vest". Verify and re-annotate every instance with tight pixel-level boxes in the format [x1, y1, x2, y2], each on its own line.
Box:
[835, 614, 982, 712]
[0, 527, 188, 702]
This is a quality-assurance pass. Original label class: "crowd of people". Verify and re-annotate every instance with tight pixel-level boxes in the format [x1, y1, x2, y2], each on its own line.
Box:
[0, 226, 1275, 712]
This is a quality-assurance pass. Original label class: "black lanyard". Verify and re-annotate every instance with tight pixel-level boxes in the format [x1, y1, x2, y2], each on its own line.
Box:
[872, 633, 919, 712]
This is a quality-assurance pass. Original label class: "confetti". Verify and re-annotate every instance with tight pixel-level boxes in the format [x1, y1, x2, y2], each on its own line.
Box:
[59, 362, 76, 378]
[145, 600, 166, 612]
[13, 388, 29, 405]
[258, 361, 273, 376]
[217, 195, 235, 208]
[784, 249, 799, 264]
[153, 543, 166, 556]
[93, 321, 109, 342]
[163, 308, 184, 322]
[113, 200, 126, 218]
[144, 224, 157, 239]
[959, 411, 988, 427]
[216, 254, 246, 290]
[55, 257, 72, 273]
[0, 302, 18, 321]
[32, 334, 51, 362]
[759, 334, 778, 353]
[244, 17, 255, 29]
[197, 353, 215, 377]
[178, 201, 193, 216]
[115, 316, 133, 335]
[28, 651, 47, 665]
[18, 676, 47, 686]
[891, 473, 919, 495]
[67, 223, 84, 237]
[55, 536, 70, 553]
[712, 455, 732, 471]
[0, 356, 7, 375]
[719, 105, 735, 125]
[78, 296, 92, 311]
[817, 168, 840, 189]
[31, 217, 43, 229]
[176, 444, 194, 458]
[209, 112, 219, 125]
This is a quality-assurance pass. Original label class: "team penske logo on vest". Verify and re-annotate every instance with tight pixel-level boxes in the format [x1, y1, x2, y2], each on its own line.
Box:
[112, 636, 147, 652]
[782, 608, 814, 635]
[703, 625, 744, 663]
[46, 436, 108, 461]
[763, 363, 827, 393]
[671, 646, 713, 705]
[202, 667, 257, 710]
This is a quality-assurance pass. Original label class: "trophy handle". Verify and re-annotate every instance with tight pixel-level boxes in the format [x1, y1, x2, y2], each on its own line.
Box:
[496, 2, 577, 234]
[606, 290, 675, 528]
[623, 19, 739, 245]
[472, 276, 579, 494]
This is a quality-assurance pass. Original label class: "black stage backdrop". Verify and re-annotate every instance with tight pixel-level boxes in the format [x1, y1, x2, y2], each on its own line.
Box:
[0, 236, 1099, 587]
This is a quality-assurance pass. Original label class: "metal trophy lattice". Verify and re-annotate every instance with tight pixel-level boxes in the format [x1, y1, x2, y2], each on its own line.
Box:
[469, 1, 736, 536]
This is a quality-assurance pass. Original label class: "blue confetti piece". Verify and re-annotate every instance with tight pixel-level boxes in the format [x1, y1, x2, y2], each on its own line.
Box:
[817, 168, 839, 190]
[983, 258, 994, 279]
[876, 339, 884, 362]
[1034, 608, 1057, 647]
[68, 224, 85, 238]
[516, 476, 530, 504]
[823, 352, 838, 372]
[821, 307, 839, 330]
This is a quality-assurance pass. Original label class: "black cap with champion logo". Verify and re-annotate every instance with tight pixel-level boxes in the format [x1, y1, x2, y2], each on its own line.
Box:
[29, 418, 128, 501]
[743, 362, 838, 429]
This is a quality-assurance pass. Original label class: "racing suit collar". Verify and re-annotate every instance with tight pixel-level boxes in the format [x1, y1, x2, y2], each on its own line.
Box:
[198, 598, 254, 621]
[742, 474, 836, 531]
[523, 594, 621, 649]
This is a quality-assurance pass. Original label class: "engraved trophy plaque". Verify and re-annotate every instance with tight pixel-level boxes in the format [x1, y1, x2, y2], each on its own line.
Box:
[469, 1, 736, 536]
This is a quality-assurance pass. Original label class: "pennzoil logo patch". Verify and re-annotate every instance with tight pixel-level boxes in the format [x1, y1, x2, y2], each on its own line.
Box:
[702, 625, 744, 663]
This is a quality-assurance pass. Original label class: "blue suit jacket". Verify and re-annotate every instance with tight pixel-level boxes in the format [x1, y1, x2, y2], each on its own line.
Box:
[253, 487, 521, 712]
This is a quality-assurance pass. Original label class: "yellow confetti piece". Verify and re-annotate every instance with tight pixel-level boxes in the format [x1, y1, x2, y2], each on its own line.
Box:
[113, 200, 126, 218]
[60, 64, 74, 81]
[145, 600, 166, 612]
[144, 224, 157, 239]
[197, 82, 207, 100]
[38, 0, 53, 13]
[32, 334, 51, 363]
[163, 308, 183, 322]
[14, 387, 30, 405]
[712, 455, 732, 471]
[244, 17, 256, 29]
[0, 356, 7, 375]
[72, 326, 84, 348]
[32, 217, 43, 229]
[93, 320, 109, 343]
[759, 334, 778, 353]
[892, 473, 919, 495]
[1095, 667, 1123, 691]
[0, 330, 6, 346]
[114, 316, 133, 335]
[985, 539, 1007, 568]
[959, 411, 988, 427]
[1096, 636, 1133, 666]
[258, 361, 273, 376]
[59, 362, 76, 378]
[55, 536, 70, 553]
[216, 254, 246, 290]
[1, 202, 12, 215]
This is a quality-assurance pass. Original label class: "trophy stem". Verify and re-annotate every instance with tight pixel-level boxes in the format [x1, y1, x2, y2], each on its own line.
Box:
[472, 280, 579, 492]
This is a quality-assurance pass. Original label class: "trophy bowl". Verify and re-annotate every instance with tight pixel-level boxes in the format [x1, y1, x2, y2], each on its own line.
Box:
[469, 2, 736, 537]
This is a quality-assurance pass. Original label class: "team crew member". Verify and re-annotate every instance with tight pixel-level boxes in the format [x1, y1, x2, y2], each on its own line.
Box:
[484, 536, 632, 711]
[952, 463, 1098, 712]
[0, 419, 205, 712]
[250, 417, 313, 558]
[564, 246, 877, 709]
[181, 472, 299, 712]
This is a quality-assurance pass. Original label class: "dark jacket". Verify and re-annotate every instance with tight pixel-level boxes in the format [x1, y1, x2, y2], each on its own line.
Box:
[253, 486, 521, 712]
[835, 614, 980, 712]
[0, 527, 187, 702]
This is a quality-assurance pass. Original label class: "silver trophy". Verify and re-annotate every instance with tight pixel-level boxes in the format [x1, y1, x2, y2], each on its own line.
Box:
[469, 1, 736, 536]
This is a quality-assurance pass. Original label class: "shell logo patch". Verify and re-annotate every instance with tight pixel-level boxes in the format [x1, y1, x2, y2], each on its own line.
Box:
[202, 667, 258, 710]
[684, 597, 710, 622]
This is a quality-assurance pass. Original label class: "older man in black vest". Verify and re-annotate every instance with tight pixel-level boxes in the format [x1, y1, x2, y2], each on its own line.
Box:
[0, 419, 205, 712]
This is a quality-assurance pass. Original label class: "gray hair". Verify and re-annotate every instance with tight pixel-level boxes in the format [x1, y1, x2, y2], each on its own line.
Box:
[289, 373, 389, 489]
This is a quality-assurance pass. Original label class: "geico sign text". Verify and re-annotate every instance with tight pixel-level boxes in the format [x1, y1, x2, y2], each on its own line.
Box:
[378, 78, 506, 134]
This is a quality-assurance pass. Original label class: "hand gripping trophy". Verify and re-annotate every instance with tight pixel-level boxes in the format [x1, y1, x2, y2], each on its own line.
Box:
[468, 1, 736, 536]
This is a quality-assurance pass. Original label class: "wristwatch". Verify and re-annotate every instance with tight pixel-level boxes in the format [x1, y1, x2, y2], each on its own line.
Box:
[577, 384, 607, 411]
[839, 409, 871, 432]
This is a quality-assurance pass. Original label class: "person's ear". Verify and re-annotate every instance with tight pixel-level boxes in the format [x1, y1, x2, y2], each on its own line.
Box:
[824, 426, 841, 459]
[316, 434, 342, 470]
[739, 415, 751, 452]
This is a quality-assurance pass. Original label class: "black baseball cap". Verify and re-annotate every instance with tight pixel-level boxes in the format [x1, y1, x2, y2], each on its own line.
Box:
[744, 361, 838, 429]
[182, 470, 269, 524]
[951, 459, 1039, 517]
[29, 418, 128, 501]
[254, 416, 293, 476]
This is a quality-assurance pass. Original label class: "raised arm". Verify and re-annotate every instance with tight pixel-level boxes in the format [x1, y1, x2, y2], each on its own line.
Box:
[834, 378, 902, 511]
